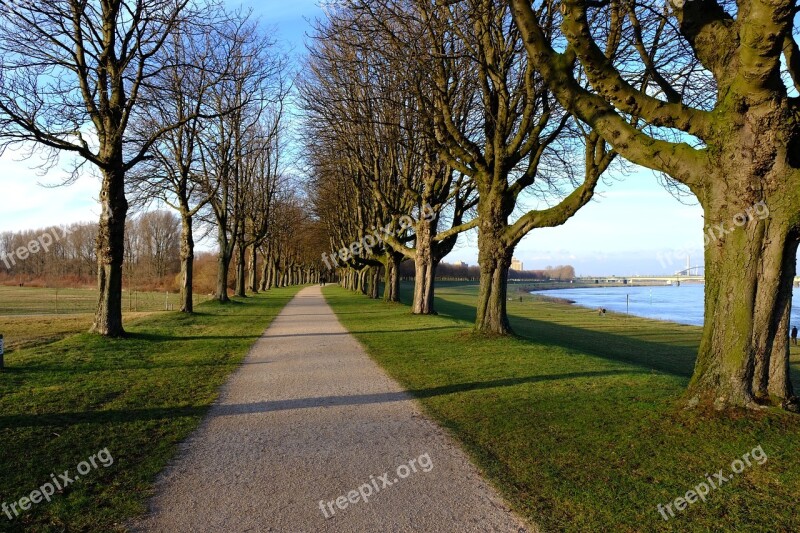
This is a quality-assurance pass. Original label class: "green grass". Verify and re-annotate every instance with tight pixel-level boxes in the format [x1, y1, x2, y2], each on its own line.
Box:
[0, 313, 169, 354]
[0, 287, 301, 532]
[323, 282, 800, 533]
[0, 286, 212, 316]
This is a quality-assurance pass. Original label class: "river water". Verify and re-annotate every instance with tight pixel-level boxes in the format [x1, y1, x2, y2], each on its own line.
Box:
[533, 284, 800, 328]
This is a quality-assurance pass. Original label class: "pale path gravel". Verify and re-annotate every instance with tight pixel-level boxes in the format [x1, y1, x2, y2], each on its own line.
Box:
[133, 286, 531, 533]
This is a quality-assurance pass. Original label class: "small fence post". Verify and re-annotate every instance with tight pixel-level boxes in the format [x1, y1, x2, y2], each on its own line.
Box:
[0, 334, 5, 370]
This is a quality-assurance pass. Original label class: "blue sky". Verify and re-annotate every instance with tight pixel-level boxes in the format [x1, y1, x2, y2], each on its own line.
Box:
[0, 0, 707, 276]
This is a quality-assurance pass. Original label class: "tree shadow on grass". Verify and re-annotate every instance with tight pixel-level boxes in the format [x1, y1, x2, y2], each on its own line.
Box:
[124, 332, 255, 343]
[256, 325, 462, 340]
[429, 291, 800, 386]
[432, 296, 697, 378]
[0, 405, 209, 429]
[0, 369, 643, 428]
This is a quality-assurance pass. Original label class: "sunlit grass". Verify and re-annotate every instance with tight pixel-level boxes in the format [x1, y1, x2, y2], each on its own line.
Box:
[324, 282, 800, 532]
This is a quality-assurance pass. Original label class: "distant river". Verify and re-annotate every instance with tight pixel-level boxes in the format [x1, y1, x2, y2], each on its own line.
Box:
[533, 284, 800, 327]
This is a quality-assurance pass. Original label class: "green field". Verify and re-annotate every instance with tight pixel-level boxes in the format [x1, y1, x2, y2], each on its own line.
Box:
[0, 286, 215, 357]
[0, 287, 301, 532]
[324, 282, 800, 532]
[0, 286, 212, 316]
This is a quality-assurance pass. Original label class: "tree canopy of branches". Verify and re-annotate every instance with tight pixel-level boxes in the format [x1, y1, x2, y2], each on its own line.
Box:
[0, 0, 220, 335]
[302, 10, 479, 312]
[510, 0, 800, 410]
[321, 0, 615, 333]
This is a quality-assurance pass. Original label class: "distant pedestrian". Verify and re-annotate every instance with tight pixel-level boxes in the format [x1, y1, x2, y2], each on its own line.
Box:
[792, 326, 798, 346]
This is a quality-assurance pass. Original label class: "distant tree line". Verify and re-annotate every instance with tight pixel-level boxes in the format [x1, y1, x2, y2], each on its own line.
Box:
[0, 223, 97, 283]
[398, 262, 576, 282]
[1, 211, 185, 290]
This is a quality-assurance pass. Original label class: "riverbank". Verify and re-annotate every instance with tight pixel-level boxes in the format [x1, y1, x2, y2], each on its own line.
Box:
[325, 281, 800, 532]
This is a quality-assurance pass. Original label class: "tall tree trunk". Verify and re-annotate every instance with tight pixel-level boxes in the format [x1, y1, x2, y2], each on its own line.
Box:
[475, 241, 513, 335]
[179, 211, 194, 313]
[475, 194, 514, 335]
[359, 269, 368, 295]
[370, 267, 381, 299]
[755, 237, 799, 404]
[272, 261, 279, 288]
[92, 165, 127, 337]
[688, 202, 794, 408]
[383, 252, 402, 302]
[215, 225, 231, 304]
[235, 244, 246, 297]
[259, 250, 270, 292]
[412, 217, 437, 314]
[280, 264, 288, 287]
[248, 245, 259, 293]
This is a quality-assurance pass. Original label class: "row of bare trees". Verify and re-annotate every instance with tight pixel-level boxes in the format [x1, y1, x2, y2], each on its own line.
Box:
[306, 0, 800, 412]
[304, 2, 613, 322]
[0, 1, 323, 334]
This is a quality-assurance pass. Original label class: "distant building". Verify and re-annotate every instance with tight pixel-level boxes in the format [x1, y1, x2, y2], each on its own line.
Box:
[511, 257, 524, 271]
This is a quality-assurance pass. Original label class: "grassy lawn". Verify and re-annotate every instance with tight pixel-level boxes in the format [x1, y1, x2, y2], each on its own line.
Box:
[324, 282, 800, 533]
[0, 313, 162, 354]
[0, 287, 301, 532]
[0, 286, 212, 316]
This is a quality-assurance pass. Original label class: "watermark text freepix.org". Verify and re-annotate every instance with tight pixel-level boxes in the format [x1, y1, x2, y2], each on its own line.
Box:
[2, 448, 114, 521]
[318, 453, 434, 519]
[656, 444, 767, 521]
[321, 205, 435, 270]
[657, 201, 769, 270]
[1, 226, 73, 269]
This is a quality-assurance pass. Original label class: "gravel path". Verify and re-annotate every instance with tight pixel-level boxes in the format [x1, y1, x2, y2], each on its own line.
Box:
[133, 286, 530, 533]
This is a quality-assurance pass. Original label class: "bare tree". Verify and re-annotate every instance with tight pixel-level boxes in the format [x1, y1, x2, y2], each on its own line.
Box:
[129, 8, 234, 312]
[304, 10, 479, 310]
[196, 16, 287, 303]
[0, 0, 205, 335]
[510, 0, 800, 410]
[345, 0, 614, 333]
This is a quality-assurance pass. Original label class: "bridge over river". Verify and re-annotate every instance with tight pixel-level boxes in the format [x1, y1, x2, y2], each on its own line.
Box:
[577, 266, 800, 286]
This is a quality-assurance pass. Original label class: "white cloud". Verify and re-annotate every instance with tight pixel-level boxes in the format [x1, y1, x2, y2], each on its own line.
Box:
[0, 147, 100, 232]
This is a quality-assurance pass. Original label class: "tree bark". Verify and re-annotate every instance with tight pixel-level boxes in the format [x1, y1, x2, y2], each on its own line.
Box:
[370, 266, 381, 299]
[475, 190, 515, 335]
[689, 201, 795, 408]
[215, 225, 231, 303]
[475, 237, 513, 335]
[179, 211, 194, 313]
[92, 165, 128, 337]
[761, 238, 798, 402]
[383, 253, 402, 302]
[259, 250, 270, 292]
[358, 269, 368, 295]
[248, 245, 259, 293]
[412, 217, 437, 314]
[235, 244, 246, 297]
